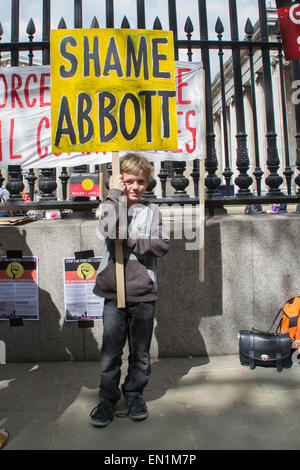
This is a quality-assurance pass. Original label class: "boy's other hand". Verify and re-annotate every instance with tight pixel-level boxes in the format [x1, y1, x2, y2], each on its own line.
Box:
[109, 175, 125, 192]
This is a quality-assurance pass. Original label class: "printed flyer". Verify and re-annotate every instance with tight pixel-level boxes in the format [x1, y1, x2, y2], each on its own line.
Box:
[0, 256, 39, 320]
[63, 257, 104, 321]
[70, 172, 100, 197]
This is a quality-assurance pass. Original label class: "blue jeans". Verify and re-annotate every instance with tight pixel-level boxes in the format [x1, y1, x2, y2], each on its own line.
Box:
[99, 299, 155, 404]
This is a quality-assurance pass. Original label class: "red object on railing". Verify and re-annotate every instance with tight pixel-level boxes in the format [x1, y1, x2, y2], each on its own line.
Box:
[276, 0, 300, 60]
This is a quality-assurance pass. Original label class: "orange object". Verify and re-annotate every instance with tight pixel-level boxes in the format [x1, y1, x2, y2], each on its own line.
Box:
[280, 297, 300, 350]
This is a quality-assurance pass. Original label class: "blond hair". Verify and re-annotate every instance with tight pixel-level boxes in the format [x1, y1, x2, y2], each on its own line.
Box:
[120, 153, 152, 183]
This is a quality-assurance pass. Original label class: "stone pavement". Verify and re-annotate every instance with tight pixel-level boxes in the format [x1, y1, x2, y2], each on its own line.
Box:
[1, 354, 300, 451]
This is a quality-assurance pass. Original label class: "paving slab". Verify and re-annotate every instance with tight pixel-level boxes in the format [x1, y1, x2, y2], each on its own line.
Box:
[1, 355, 300, 451]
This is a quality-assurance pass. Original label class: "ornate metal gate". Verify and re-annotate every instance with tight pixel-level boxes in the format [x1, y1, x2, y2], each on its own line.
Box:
[0, 0, 299, 215]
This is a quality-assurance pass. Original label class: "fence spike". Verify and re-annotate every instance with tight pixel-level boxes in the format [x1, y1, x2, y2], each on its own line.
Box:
[90, 16, 99, 28]
[274, 19, 281, 37]
[215, 17, 224, 35]
[245, 18, 254, 37]
[121, 16, 130, 29]
[58, 17, 67, 29]
[184, 16, 194, 34]
[26, 18, 36, 36]
[153, 16, 162, 30]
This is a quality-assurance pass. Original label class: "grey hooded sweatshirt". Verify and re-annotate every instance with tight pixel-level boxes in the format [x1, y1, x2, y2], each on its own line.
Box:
[93, 188, 169, 303]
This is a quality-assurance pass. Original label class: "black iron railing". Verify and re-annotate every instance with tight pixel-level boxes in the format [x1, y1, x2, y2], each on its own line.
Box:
[0, 0, 299, 216]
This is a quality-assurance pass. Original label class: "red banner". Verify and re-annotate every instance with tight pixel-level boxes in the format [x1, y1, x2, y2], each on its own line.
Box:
[276, 1, 300, 60]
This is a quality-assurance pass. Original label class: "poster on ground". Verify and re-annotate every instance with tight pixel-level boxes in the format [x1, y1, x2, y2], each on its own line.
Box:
[0, 256, 39, 320]
[63, 257, 104, 321]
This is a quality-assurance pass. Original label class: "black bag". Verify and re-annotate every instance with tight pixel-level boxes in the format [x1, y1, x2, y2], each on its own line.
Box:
[239, 302, 294, 372]
[239, 329, 292, 372]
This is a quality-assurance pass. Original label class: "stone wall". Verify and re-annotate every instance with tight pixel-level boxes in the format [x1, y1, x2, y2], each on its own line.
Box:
[0, 213, 299, 362]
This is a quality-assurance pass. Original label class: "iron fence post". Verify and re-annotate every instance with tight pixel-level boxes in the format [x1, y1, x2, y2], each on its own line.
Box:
[258, 0, 283, 195]
[198, 0, 221, 205]
[246, 18, 263, 196]
[42, 0, 50, 65]
[11, 0, 19, 66]
[0, 0, 299, 214]
[106, 0, 114, 28]
[292, 60, 300, 194]
[229, 0, 253, 196]
[137, 0, 146, 29]
[216, 17, 233, 196]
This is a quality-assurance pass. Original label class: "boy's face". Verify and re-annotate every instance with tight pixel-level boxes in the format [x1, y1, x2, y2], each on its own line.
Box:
[122, 170, 148, 206]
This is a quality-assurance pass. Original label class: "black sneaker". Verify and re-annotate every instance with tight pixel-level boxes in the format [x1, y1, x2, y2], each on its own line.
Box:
[127, 396, 148, 421]
[90, 401, 114, 427]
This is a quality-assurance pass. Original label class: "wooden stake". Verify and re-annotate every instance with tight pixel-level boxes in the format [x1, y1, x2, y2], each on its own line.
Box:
[199, 67, 206, 283]
[99, 171, 103, 200]
[112, 151, 126, 308]
[199, 158, 205, 283]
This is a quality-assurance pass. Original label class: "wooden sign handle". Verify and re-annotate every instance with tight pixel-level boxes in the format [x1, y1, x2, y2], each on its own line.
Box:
[99, 171, 103, 200]
[199, 158, 205, 283]
[199, 68, 206, 283]
[112, 151, 126, 308]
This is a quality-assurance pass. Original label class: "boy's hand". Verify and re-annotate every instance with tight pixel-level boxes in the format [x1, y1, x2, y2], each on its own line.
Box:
[109, 175, 125, 192]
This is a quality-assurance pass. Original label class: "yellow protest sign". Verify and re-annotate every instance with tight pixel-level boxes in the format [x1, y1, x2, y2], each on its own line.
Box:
[50, 28, 178, 153]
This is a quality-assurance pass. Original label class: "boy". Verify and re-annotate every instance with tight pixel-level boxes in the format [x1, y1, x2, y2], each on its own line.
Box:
[90, 152, 169, 427]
